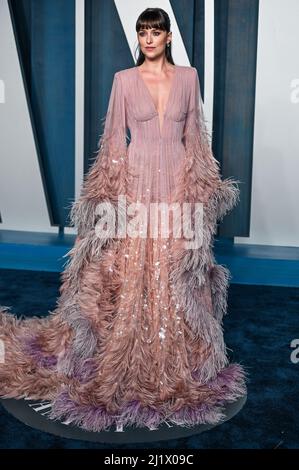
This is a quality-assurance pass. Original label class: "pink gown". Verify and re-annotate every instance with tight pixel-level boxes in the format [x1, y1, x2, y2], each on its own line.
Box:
[0, 65, 247, 431]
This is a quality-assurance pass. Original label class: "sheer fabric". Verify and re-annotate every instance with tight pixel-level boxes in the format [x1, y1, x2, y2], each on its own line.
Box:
[0, 65, 247, 431]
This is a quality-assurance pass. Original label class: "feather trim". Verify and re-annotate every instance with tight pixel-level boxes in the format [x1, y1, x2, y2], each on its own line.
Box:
[168, 80, 242, 383]
[48, 363, 247, 432]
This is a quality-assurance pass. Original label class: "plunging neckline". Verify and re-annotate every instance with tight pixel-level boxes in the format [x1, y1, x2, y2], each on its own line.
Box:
[135, 64, 177, 137]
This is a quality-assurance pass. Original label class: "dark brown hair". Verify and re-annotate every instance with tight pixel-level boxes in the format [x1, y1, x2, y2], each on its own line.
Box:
[135, 8, 175, 66]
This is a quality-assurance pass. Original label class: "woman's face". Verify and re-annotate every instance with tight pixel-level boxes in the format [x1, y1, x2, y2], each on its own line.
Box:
[137, 27, 172, 60]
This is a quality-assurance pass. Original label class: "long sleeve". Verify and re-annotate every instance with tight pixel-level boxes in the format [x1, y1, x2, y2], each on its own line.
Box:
[69, 72, 129, 239]
[182, 67, 240, 221]
[169, 67, 240, 300]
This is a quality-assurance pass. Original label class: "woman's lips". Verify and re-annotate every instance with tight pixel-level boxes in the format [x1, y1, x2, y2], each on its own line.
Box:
[145, 47, 155, 50]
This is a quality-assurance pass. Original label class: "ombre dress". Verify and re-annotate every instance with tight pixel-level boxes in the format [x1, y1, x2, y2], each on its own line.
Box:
[0, 65, 247, 431]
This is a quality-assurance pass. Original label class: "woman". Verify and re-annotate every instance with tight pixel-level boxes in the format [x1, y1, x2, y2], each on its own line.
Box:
[0, 8, 247, 432]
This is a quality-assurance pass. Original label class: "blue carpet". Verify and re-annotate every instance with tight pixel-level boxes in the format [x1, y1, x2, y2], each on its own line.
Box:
[0, 268, 298, 448]
[1, 230, 299, 286]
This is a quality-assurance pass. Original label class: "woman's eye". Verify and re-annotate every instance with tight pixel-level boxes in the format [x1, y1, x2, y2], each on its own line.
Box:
[138, 30, 161, 38]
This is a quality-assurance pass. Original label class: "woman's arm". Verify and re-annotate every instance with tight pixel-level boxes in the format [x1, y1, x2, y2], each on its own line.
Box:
[69, 72, 128, 239]
[182, 67, 240, 220]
